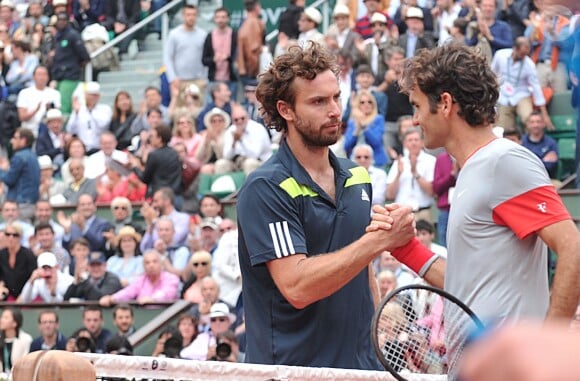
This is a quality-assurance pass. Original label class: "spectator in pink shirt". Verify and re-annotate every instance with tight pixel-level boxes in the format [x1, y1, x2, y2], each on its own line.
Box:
[98, 250, 179, 306]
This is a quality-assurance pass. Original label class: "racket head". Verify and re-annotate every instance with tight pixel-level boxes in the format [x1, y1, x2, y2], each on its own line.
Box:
[371, 284, 485, 380]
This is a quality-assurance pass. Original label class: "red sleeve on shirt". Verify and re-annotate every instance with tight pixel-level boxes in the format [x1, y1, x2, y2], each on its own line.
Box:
[492, 185, 571, 239]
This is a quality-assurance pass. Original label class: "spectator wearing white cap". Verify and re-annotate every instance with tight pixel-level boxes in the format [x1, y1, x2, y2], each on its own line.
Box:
[360, 12, 397, 79]
[168, 82, 203, 122]
[66, 81, 113, 153]
[37, 155, 67, 203]
[354, 0, 392, 40]
[181, 302, 235, 360]
[195, 107, 230, 175]
[298, 7, 325, 46]
[397, 7, 435, 58]
[36, 108, 66, 168]
[17, 252, 74, 303]
[17, 65, 61, 137]
[326, 4, 362, 63]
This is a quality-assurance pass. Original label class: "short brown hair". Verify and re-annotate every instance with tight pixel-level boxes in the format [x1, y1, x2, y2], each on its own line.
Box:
[399, 44, 498, 127]
[256, 42, 340, 133]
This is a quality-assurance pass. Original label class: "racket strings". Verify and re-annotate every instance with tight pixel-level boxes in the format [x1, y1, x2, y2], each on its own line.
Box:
[376, 292, 448, 375]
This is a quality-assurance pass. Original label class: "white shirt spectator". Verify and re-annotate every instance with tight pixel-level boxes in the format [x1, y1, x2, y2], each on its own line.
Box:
[66, 104, 113, 151]
[223, 119, 272, 162]
[491, 48, 546, 107]
[211, 230, 242, 307]
[16, 85, 61, 136]
[19, 271, 74, 303]
[85, 149, 129, 179]
[368, 165, 388, 206]
[386, 150, 436, 209]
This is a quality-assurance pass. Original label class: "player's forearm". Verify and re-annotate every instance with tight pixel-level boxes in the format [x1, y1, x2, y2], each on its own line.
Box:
[423, 257, 446, 289]
[546, 230, 580, 321]
[271, 233, 388, 310]
[369, 265, 380, 308]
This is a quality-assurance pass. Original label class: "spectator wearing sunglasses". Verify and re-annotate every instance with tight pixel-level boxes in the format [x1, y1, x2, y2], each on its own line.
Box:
[0, 222, 37, 301]
[181, 251, 212, 304]
[181, 302, 235, 361]
[344, 89, 389, 168]
[352, 143, 388, 206]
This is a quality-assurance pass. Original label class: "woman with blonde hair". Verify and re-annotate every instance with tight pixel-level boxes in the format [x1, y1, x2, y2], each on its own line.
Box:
[181, 251, 212, 304]
[344, 89, 388, 167]
[170, 112, 203, 162]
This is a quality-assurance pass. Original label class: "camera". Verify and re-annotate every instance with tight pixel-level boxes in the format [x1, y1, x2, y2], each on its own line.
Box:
[215, 342, 232, 361]
[76, 336, 96, 353]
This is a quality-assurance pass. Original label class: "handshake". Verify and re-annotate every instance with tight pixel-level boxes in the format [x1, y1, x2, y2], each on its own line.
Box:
[366, 204, 434, 276]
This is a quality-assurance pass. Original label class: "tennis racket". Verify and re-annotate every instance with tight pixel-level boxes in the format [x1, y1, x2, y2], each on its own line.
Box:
[371, 284, 485, 381]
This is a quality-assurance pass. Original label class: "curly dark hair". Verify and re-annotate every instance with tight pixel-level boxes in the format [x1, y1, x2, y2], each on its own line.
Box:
[256, 42, 340, 133]
[399, 44, 498, 127]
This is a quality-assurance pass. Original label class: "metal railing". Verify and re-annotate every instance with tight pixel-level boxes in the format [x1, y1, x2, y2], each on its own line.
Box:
[84, 0, 183, 82]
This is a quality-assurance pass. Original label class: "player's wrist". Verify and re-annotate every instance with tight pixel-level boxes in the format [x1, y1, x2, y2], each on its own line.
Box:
[390, 237, 435, 275]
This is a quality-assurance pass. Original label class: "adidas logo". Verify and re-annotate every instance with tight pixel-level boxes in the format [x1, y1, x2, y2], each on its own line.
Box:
[361, 189, 370, 202]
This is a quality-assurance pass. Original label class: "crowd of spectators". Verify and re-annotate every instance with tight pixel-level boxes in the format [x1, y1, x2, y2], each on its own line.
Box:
[0, 0, 577, 375]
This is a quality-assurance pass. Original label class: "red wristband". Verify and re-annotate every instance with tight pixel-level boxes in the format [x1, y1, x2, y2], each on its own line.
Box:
[390, 238, 435, 275]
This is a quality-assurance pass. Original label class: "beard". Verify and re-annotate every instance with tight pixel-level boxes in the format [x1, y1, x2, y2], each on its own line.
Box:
[294, 113, 341, 148]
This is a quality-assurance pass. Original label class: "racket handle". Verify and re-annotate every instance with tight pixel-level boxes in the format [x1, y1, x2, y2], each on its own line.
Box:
[391, 238, 435, 275]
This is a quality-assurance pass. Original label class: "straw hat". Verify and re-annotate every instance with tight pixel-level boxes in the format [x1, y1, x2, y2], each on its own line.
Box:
[116, 226, 142, 243]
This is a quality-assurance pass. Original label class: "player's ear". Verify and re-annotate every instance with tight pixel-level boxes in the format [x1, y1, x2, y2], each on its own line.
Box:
[439, 92, 454, 116]
[276, 100, 294, 122]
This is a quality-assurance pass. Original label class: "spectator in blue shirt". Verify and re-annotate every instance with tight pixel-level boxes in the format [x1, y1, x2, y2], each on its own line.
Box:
[466, 0, 513, 55]
[30, 310, 68, 352]
[521, 111, 559, 179]
[0, 128, 40, 222]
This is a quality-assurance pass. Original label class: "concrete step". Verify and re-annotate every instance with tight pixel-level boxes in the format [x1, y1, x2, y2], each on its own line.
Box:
[118, 59, 163, 72]
[137, 50, 163, 60]
[98, 70, 159, 84]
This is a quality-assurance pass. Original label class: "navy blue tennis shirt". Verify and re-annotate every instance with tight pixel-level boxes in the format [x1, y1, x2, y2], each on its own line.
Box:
[237, 139, 381, 370]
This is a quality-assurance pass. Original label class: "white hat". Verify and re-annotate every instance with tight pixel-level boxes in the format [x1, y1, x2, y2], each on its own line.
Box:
[85, 81, 101, 94]
[38, 155, 56, 170]
[52, 0, 67, 6]
[0, 0, 14, 9]
[405, 7, 424, 19]
[333, 4, 350, 17]
[203, 107, 231, 129]
[304, 7, 322, 25]
[200, 217, 219, 231]
[46, 108, 62, 121]
[186, 83, 200, 96]
[492, 126, 504, 138]
[209, 302, 236, 324]
[37, 252, 58, 268]
[370, 12, 387, 24]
